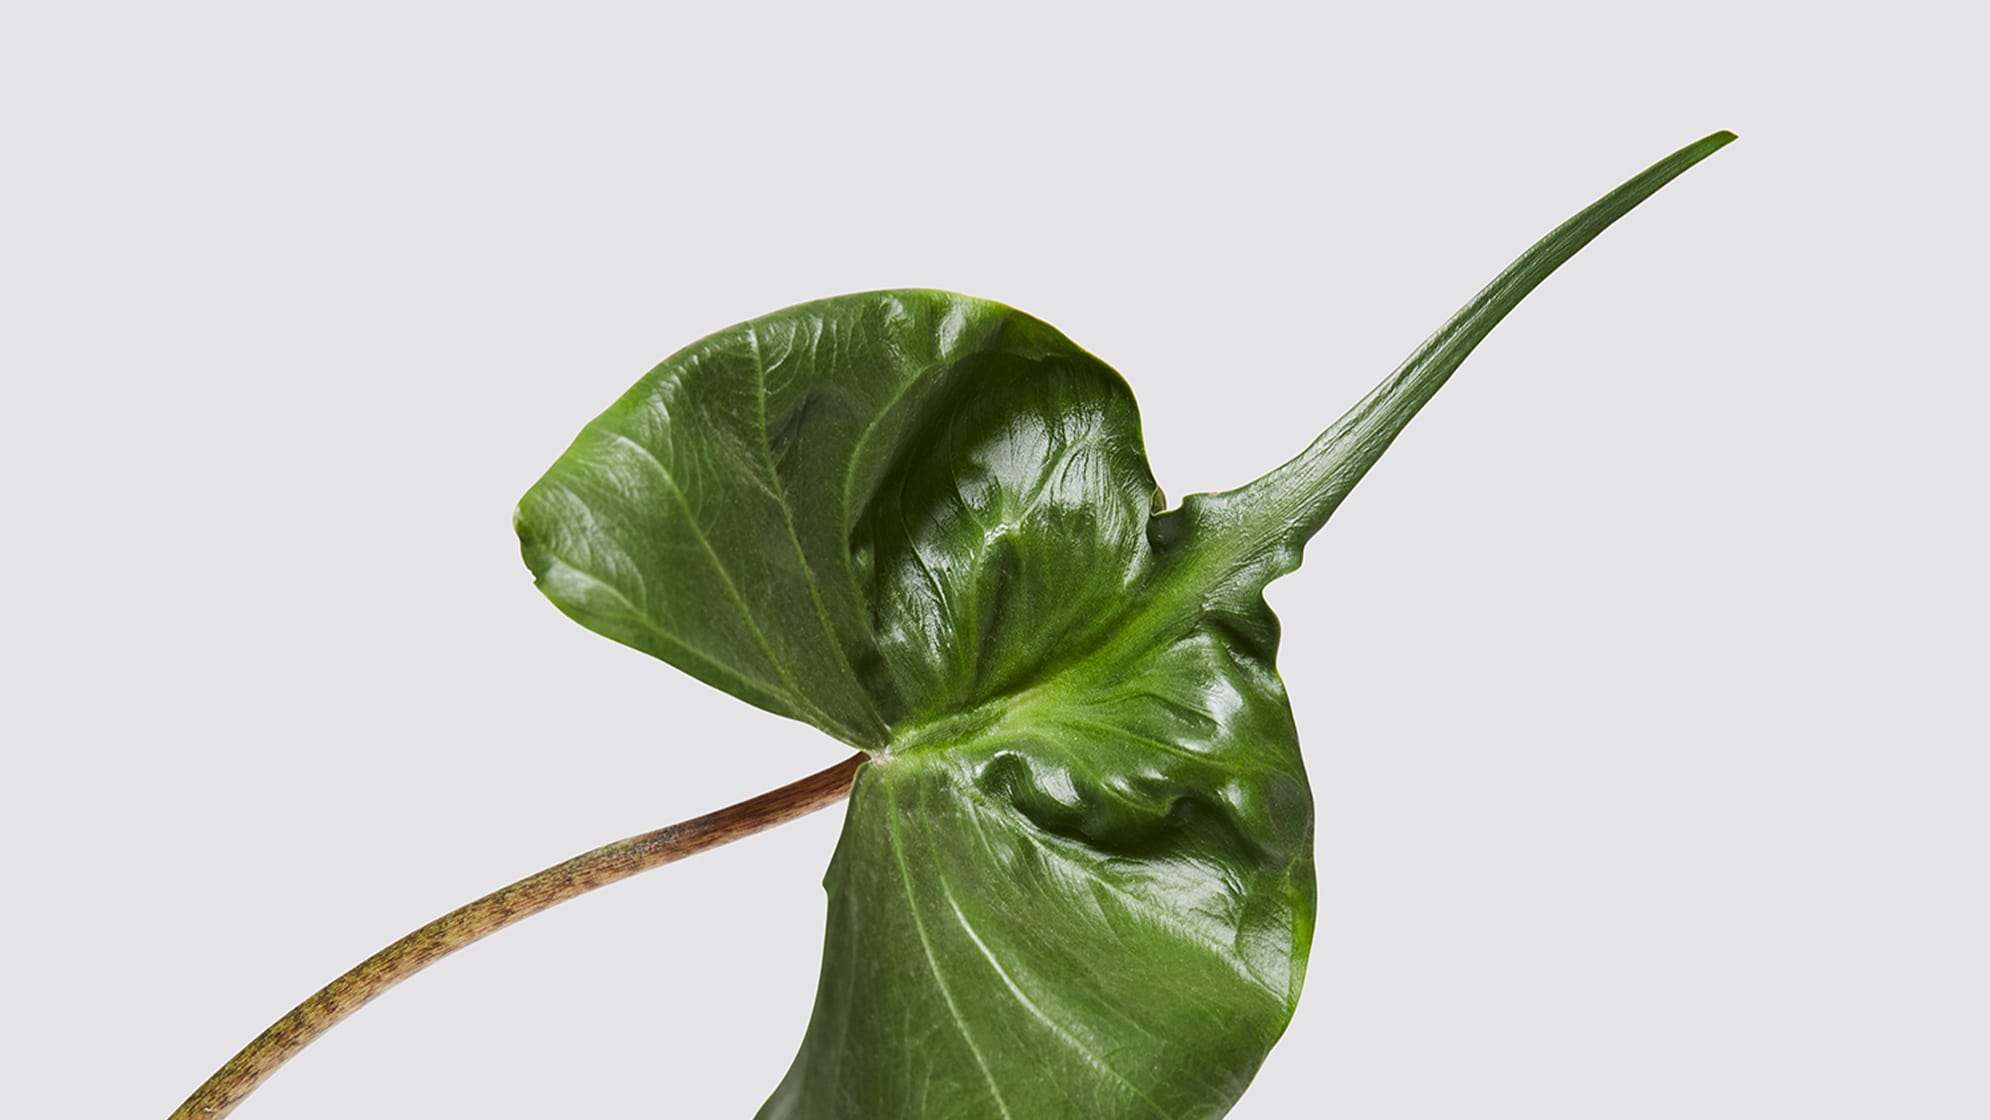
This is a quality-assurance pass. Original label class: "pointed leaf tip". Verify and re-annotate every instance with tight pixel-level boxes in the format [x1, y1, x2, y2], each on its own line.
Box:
[1209, 129, 1737, 573]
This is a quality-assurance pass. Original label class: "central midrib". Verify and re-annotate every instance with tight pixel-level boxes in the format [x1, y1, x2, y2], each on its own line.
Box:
[878, 521, 1249, 760]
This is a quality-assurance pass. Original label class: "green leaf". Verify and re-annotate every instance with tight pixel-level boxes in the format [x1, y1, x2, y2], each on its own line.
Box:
[515, 131, 1733, 1119]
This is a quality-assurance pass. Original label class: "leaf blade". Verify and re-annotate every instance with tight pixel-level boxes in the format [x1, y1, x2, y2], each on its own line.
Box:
[516, 130, 1735, 1120]
[515, 291, 1130, 746]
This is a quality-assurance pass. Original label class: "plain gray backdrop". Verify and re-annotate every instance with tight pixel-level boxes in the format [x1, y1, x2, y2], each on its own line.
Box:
[4, 2, 1983, 1116]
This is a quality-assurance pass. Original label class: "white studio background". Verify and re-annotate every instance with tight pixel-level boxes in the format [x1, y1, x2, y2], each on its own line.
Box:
[3, 3, 1982, 1117]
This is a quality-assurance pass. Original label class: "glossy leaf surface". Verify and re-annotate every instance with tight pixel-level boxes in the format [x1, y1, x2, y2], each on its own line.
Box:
[515, 132, 1733, 1118]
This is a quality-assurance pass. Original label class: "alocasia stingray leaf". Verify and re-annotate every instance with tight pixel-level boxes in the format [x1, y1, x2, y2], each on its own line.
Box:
[514, 132, 1733, 1118]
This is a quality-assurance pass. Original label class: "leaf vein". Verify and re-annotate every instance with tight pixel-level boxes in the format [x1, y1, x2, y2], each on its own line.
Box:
[884, 779, 1014, 1119]
[562, 475, 851, 740]
[525, 551, 798, 715]
[747, 322, 887, 741]
[929, 861, 1172, 1117]
[950, 782, 1282, 999]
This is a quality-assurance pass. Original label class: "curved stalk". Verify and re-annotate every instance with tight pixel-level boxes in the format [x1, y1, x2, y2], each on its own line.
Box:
[170, 752, 866, 1120]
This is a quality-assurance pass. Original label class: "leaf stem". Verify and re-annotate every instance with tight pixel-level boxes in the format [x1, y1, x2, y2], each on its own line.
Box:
[169, 752, 866, 1120]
